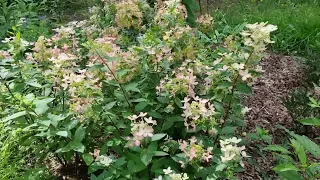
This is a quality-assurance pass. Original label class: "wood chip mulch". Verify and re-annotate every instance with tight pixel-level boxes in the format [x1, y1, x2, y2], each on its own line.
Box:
[239, 53, 304, 179]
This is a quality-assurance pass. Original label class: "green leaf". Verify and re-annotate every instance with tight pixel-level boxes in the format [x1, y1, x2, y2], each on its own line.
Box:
[38, 120, 51, 127]
[33, 98, 55, 115]
[151, 134, 166, 141]
[125, 83, 140, 93]
[221, 126, 235, 134]
[70, 141, 85, 153]
[131, 98, 148, 102]
[104, 101, 117, 110]
[140, 150, 153, 166]
[105, 55, 120, 62]
[154, 151, 169, 156]
[174, 97, 182, 108]
[290, 139, 307, 166]
[306, 163, 320, 175]
[114, 157, 126, 167]
[162, 116, 184, 131]
[127, 160, 146, 173]
[148, 111, 163, 119]
[56, 144, 72, 153]
[66, 119, 79, 130]
[214, 102, 224, 113]
[157, 97, 169, 104]
[273, 163, 300, 172]
[298, 117, 320, 126]
[56, 131, 68, 137]
[135, 102, 148, 111]
[237, 83, 252, 95]
[82, 153, 94, 165]
[74, 126, 86, 142]
[290, 133, 320, 158]
[216, 164, 227, 171]
[148, 142, 158, 152]
[2, 111, 26, 122]
[263, 145, 291, 154]
[26, 79, 42, 88]
[277, 171, 304, 180]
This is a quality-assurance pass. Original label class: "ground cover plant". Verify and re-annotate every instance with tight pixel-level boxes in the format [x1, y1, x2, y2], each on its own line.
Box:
[0, 0, 319, 179]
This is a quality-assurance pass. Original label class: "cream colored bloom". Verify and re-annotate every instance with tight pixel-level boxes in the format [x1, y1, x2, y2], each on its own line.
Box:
[96, 155, 113, 166]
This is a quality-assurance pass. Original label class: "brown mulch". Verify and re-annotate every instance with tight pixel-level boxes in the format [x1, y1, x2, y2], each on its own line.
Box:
[239, 53, 305, 179]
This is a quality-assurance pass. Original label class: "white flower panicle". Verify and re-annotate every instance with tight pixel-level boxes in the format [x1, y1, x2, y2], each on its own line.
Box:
[220, 137, 249, 166]
[241, 22, 277, 52]
[154, 167, 189, 180]
[96, 155, 113, 166]
[181, 96, 215, 131]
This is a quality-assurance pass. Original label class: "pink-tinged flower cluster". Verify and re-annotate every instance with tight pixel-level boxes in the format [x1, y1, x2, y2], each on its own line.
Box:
[196, 14, 214, 25]
[178, 137, 213, 165]
[145, 45, 172, 64]
[155, 0, 187, 27]
[115, 0, 143, 29]
[0, 50, 12, 59]
[156, 66, 198, 97]
[87, 35, 123, 80]
[162, 26, 194, 43]
[181, 96, 215, 131]
[127, 112, 157, 146]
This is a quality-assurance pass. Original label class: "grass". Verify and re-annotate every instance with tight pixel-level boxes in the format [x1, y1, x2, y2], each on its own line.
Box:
[0, 126, 53, 180]
[212, 0, 320, 85]
[212, 0, 320, 57]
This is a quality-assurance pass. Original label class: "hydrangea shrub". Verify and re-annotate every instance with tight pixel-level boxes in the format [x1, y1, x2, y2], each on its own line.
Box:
[0, 0, 277, 179]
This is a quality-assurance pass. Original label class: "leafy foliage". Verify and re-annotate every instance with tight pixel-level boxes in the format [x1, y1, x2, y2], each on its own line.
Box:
[0, 0, 288, 179]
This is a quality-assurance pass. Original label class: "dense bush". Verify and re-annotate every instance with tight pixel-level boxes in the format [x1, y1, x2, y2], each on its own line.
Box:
[1, 0, 319, 179]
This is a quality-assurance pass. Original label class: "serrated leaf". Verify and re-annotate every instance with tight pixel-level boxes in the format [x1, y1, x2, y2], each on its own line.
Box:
[105, 56, 120, 62]
[104, 101, 117, 110]
[140, 150, 153, 166]
[74, 126, 85, 142]
[125, 83, 140, 93]
[135, 102, 148, 111]
[66, 119, 79, 130]
[174, 97, 182, 108]
[216, 164, 227, 171]
[157, 97, 169, 104]
[114, 157, 126, 167]
[56, 131, 68, 137]
[130, 98, 148, 102]
[70, 141, 85, 153]
[237, 83, 252, 95]
[273, 163, 300, 172]
[26, 79, 42, 88]
[263, 145, 291, 154]
[221, 126, 235, 134]
[148, 111, 163, 119]
[298, 117, 320, 126]
[162, 116, 184, 131]
[82, 153, 94, 165]
[56, 144, 72, 153]
[154, 151, 169, 156]
[33, 98, 55, 115]
[151, 134, 166, 141]
[38, 120, 51, 127]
